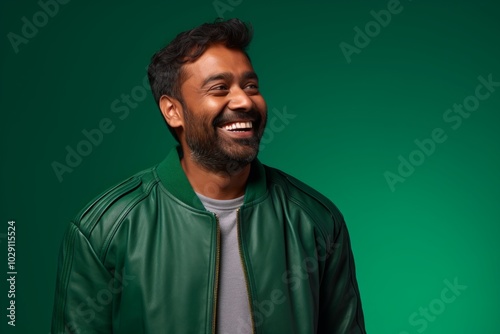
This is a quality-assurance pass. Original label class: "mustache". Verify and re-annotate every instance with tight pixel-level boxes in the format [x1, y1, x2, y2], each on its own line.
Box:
[213, 110, 262, 127]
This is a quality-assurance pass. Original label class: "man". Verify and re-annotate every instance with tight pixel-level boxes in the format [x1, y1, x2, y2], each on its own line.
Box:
[51, 18, 366, 334]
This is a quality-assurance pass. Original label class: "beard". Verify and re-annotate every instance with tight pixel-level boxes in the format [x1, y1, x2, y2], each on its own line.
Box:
[182, 104, 266, 174]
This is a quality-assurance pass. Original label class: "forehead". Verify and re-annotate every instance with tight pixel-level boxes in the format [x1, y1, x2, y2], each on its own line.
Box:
[182, 44, 254, 84]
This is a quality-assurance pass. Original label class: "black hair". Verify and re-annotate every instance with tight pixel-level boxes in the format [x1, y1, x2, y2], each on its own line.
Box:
[147, 18, 254, 141]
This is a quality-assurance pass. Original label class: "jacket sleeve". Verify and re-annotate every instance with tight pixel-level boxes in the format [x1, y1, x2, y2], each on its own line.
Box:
[317, 217, 366, 333]
[51, 222, 114, 334]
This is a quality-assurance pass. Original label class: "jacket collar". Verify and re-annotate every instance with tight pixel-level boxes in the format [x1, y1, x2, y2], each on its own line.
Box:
[156, 145, 267, 210]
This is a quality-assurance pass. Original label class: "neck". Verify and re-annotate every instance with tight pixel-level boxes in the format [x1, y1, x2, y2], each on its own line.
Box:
[180, 150, 251, 200]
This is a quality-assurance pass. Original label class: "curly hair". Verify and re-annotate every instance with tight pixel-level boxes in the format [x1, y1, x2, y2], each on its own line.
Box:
[147, 18, 254, 141]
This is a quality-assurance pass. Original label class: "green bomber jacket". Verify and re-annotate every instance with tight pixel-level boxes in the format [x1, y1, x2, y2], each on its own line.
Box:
[51, 146, 366, 333]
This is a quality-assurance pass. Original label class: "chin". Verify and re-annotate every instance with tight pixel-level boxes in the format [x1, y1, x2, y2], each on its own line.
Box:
[224, 145, 259, 162]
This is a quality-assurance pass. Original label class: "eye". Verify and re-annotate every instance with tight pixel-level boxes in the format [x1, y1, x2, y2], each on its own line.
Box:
[244, 83, 259, 93]
[210, 84, 228, 91]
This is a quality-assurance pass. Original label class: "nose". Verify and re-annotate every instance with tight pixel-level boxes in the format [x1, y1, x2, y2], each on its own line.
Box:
[228, 86, 253, 112]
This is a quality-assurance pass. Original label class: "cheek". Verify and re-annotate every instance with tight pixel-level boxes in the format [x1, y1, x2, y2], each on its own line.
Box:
[196, 100, 225, 124]
[256, 98, 267, 120]
[253, 95, 266, 108]
[204, 98, 223, 109]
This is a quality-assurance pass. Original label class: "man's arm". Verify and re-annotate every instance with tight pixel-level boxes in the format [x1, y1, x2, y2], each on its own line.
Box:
[51, 222, 114, 334]
[318, 218, 366, 333]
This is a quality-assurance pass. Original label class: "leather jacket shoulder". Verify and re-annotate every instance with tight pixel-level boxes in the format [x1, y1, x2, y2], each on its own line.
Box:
[265, 166, 345, 237]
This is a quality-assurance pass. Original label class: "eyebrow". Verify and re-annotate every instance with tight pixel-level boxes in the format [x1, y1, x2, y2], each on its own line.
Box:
[201, 71, 259, 88]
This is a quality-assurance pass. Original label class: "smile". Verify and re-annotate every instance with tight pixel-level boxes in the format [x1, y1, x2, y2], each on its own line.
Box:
[220, 121, 253, 132]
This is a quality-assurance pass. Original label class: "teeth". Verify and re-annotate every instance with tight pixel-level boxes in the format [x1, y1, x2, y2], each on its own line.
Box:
[223, 121, 252, 131]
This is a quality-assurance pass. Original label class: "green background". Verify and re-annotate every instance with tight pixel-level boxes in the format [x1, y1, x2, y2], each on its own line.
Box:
[1, 0, 499, 333]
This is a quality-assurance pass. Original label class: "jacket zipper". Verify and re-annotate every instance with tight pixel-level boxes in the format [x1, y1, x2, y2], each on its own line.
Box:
[236, 208, 256, 334]
[212, 214, 221, 334]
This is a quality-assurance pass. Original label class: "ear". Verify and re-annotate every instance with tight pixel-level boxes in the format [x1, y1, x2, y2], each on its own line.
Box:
[159, 95, 184, 129]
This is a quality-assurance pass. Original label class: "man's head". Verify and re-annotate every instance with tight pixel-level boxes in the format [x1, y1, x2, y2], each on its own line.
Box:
[148, 18, 267, 172]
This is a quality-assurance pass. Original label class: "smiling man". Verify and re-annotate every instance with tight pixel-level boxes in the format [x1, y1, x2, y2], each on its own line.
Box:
[51, 19, 366, 334]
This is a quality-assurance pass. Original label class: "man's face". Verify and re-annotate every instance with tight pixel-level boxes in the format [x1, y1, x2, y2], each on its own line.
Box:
[177, 44, 267, 172]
